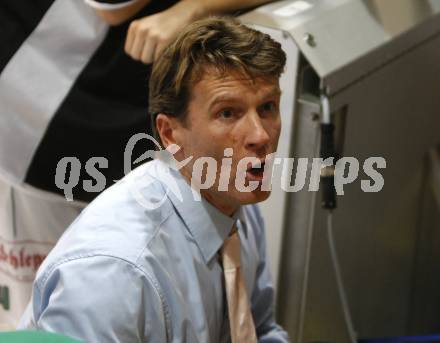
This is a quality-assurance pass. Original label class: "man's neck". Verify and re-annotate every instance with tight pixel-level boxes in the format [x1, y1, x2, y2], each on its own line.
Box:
[178, 168, 239, 217]
[200, 189, 238, 217]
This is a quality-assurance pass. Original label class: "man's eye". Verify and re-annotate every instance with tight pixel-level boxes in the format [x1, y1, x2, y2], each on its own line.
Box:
[261, 101, 276, 112]
[219, 109, 234, 118]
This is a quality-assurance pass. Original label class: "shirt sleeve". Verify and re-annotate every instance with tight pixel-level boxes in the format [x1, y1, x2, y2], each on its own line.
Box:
[23, 255, 168, 343]
[250, 206, 290, 342]
[84, 0, 137, 10]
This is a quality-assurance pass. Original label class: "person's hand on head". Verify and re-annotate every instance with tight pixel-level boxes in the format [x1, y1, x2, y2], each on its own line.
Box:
[118, 0, 275, 64]
[124, 2, 199, 64]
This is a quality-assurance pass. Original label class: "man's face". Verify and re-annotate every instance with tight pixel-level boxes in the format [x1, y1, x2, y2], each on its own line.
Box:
[173, 68, 282, 215]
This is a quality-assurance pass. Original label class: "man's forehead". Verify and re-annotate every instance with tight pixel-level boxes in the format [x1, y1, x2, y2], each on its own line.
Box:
[192, 66, 280, 94]
[204, 65, 275, 82]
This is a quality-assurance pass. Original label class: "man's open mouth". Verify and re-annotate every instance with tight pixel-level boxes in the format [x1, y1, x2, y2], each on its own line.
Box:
[246, 160, 266, 181]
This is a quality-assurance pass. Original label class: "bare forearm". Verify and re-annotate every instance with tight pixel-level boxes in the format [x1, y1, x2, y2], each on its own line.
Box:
[94, 0, 151, 26]
[121, 0, 275, 64]
[186, 0, 274, 20]
[95, 0, 273, 26]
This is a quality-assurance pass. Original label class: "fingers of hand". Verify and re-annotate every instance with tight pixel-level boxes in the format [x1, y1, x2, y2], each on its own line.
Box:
[124, 21, 138, 56]
[126, 20, 163, 64]
[141, 37, 157, 64]
[130, 32, 146, 61]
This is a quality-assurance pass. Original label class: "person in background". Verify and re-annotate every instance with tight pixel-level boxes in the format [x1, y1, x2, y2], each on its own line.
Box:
[19, 16, 289, 343]
[0, 0, 275, 327]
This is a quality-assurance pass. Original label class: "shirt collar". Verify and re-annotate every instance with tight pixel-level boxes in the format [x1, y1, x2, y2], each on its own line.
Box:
[156, 160, 247, 264]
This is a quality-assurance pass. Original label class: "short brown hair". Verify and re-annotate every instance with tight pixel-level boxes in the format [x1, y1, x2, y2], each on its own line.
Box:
[149, 16, 286, 135]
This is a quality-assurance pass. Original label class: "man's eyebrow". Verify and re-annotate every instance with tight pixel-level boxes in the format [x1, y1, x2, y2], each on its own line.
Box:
[263, 88, 282, 100]
[208, 87, 282, 109]
[256, 87, 282, 104]
[208, 94, 240, 109]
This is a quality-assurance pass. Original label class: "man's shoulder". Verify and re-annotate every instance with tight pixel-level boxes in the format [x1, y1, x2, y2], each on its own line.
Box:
[37, 160, 177, 282]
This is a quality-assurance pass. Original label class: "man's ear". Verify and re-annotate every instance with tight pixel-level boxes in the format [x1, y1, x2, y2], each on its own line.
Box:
[155, 114, 183, 148]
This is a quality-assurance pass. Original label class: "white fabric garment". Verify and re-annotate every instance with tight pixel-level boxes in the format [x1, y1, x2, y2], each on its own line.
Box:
[0, 175, 85, 328]
[0, 0, 107, 184]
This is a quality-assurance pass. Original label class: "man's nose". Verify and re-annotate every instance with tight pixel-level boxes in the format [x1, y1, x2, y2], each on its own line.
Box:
[244, 112, 270, 151]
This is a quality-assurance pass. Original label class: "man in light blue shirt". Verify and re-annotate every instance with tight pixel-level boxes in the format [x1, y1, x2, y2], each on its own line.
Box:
[19, 16, 289, 342]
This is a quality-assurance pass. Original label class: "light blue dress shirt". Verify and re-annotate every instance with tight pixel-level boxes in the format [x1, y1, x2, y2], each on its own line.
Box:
[19, 159, 289, 343]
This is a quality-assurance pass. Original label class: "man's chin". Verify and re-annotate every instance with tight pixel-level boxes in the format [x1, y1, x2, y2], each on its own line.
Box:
[236, 188, 271, 205]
